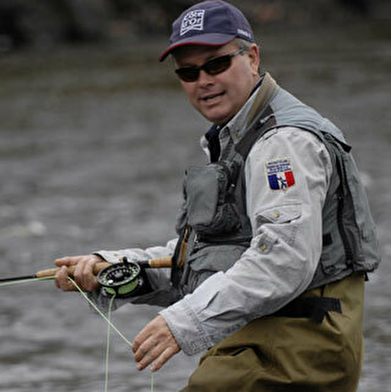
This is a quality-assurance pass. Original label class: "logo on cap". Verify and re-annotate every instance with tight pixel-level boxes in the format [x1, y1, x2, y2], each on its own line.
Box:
[180, 9, 205, 36]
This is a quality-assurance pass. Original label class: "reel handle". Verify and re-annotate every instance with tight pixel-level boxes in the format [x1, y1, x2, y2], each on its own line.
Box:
[36, 262, 111, 279]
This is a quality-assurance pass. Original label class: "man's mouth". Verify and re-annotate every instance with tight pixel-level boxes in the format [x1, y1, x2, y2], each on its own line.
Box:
[201, 92, 225, 102]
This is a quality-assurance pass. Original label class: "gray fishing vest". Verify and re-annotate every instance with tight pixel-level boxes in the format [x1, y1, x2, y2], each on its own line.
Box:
[173, 73, 381, 294]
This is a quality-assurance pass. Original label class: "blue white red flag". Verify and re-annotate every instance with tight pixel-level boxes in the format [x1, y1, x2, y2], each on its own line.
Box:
[266, 158, 295, 190]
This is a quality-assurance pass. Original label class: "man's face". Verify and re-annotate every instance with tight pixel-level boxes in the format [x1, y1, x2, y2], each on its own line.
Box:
[173, 42, 260, 125]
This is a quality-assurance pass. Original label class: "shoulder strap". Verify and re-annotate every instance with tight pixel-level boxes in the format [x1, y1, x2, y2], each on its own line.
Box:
[235, 105, 277, 160]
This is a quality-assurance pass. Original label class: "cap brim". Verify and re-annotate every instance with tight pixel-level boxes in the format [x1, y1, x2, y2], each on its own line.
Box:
[159, 33, 235, 62]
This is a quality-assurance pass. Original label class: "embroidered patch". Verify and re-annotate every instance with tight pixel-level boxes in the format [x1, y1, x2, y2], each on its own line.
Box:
[180, 10, 205, 36]
[266, 158, 295, 190]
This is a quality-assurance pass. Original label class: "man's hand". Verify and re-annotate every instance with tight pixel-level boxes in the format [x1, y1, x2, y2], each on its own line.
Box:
[54, 254, 102, 292]
[132, 315, 181, 372]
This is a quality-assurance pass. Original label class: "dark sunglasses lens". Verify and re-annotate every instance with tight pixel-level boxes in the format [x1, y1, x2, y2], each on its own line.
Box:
[175, 67, 199, 82]
[175, 53, 234, 82]
[204, 55, 231, 75]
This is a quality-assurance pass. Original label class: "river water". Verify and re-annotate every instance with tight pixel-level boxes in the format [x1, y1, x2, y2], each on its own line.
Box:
[0, 23, 390, 392]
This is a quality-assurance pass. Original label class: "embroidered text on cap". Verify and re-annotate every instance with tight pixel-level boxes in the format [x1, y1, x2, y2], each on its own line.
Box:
[181, 10, 205, 36]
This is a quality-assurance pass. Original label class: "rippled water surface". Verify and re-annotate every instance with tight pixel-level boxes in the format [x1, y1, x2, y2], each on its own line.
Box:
[0, 24, 390, 391]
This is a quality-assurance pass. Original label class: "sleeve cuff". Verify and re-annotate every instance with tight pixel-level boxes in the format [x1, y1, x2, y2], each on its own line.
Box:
[93, 250, 136, 264]
[160, 297, 214, 355]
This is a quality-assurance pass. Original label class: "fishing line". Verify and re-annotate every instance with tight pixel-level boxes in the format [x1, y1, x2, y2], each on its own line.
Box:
[104, 292, 116, 392]
[0, 271, 156, 391]
[0, 275, 131, 346]
[0, 276, 55, 287]
[67, 277, 155, 392]
[67, 277, 133, 347]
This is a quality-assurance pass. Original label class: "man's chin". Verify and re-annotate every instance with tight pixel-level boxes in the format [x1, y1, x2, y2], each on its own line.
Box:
[201, 109, 232, 125]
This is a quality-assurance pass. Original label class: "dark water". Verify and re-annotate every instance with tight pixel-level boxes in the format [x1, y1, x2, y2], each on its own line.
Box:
[0, 24, 390, 391]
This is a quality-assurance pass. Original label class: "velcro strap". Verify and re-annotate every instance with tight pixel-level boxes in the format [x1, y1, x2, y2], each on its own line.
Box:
[274, 297, 342, 323]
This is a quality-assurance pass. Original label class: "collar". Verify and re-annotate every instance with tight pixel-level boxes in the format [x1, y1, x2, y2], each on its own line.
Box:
[221, 72, 278, 145]
[204, 76, 264, 140]
[201, 73, 278, 159]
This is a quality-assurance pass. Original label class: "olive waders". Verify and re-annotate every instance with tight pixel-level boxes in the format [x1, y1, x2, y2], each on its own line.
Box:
[180, 273, 365, 392]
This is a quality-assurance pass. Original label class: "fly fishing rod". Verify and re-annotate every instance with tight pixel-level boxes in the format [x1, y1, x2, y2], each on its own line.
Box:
[0, 262, 111, 283]
[0, 256, 173, 297]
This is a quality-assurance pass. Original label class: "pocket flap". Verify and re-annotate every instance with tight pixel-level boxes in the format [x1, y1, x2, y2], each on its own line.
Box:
[256, 203, 302, 225]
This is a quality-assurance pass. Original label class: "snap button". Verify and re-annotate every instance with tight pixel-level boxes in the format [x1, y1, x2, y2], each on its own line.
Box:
[259, 243, 268, 251]
[273, 211, 281, 219]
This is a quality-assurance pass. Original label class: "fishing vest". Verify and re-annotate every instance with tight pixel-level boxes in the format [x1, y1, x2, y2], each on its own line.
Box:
[173, 73, 381, 294]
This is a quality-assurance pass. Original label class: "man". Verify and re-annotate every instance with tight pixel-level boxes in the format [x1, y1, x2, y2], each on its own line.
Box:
[55, 1, 381, 391]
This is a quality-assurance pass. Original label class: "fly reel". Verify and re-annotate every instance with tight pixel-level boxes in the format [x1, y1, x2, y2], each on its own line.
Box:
[97, 257, 147, 298]
[97, 256, 172, 298]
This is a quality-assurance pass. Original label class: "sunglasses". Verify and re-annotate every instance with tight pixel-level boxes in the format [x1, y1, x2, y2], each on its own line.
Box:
[175, 48, 245, 83]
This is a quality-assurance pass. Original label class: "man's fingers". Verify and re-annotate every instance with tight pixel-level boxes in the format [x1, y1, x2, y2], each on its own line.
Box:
[135, 339, 161, 370]
[133, 333, 153, 362]
[55, 266, 76, 291]
[135, 339, 179, 372]
[132, 328, 150, 355]
[54, 256, 79, 268]
[150, 346, 180, 372]
[73, 257, 99, 292]
[54, 255, 101, 292]
[132, 315, 181, 372]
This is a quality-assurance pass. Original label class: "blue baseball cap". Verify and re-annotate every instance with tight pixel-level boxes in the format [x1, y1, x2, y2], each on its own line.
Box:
[159, 0, 255, 62]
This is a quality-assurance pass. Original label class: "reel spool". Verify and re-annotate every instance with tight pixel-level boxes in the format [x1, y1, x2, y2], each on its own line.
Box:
[97, 258, 146, 298]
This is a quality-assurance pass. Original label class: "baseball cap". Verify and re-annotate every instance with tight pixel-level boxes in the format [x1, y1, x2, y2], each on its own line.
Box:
[159, 0, 255, 62]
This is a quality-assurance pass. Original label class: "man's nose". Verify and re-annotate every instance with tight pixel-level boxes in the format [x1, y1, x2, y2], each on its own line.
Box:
[197, 69, 215, 85]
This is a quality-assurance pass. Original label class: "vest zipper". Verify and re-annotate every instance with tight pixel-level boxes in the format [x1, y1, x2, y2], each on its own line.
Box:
[331, 137, 356, 269]
[337, 186, 354, 267]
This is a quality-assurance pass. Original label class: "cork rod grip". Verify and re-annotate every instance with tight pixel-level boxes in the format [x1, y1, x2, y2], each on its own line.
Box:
[148, 257, 173, 268]
[35, 262, 111, 279]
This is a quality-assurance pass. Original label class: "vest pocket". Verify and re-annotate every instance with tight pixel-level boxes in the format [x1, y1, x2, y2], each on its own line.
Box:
[184, 162, 241, 237]
[186, 244, 247, 293]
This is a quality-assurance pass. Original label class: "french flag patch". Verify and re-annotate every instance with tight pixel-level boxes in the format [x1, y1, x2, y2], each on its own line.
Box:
[266, 158, 295, 190]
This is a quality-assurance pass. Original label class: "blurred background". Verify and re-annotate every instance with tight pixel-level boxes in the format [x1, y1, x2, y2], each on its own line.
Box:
[0, 0, 390, 51]
[0, 1, 390, 391]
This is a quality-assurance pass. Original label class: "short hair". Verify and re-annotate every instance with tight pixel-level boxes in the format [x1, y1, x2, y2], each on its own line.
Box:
[234, 37, 254, 51]
[234, 38, 260, 74]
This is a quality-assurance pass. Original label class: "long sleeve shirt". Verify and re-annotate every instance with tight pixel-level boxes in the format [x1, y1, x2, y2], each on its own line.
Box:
[93, 85, 332, 356]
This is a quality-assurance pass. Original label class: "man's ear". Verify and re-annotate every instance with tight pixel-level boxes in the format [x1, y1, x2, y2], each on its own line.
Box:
[247, 44, 260, 77]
